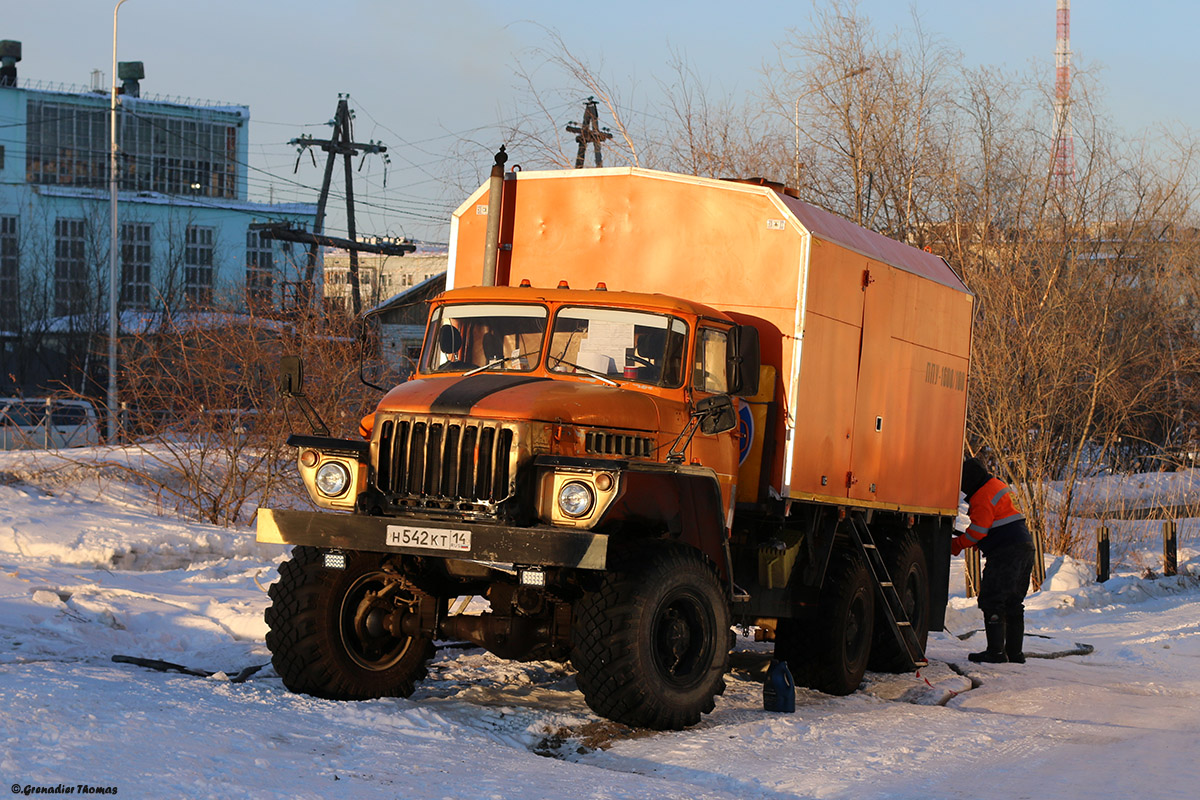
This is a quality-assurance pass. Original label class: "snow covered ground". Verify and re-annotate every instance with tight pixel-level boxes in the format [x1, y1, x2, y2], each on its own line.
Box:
[2, 449, 1199, 799]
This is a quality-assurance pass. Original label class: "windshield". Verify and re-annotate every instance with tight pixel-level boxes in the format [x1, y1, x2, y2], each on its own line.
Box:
[548, 307, 688, 387]
[421, 303, 549, 373]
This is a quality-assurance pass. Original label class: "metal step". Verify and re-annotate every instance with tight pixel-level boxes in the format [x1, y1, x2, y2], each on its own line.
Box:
[847, 513, 927, 670]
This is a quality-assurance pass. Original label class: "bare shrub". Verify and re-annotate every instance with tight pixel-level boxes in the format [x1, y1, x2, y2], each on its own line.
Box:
[105, 308, 377, 526]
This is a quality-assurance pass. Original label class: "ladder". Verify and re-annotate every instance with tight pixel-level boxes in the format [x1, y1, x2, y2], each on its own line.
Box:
[847, 513, 928, 669]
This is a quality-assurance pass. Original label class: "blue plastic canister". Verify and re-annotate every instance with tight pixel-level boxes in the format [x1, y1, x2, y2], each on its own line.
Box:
[763, 659, 796, 712]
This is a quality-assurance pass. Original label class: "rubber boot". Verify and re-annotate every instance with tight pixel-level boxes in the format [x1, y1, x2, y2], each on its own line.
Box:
[1005, 612, 1026, 664]
[968, 617, 1008, 663]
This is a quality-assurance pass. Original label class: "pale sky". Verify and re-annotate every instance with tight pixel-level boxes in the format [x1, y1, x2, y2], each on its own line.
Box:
[4, 1, 1195, 242]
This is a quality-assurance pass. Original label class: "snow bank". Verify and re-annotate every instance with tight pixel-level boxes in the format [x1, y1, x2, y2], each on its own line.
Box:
[2, 456, 1200, 798]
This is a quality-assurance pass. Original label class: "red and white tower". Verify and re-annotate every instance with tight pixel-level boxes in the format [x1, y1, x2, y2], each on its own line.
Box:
[1051, 0, 1075, 191]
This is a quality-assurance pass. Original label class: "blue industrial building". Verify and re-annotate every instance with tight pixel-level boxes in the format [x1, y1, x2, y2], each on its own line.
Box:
[0, 40, 318, 393]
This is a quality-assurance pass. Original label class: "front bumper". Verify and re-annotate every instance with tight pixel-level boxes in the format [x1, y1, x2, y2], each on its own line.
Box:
[256, 508, 609, 570]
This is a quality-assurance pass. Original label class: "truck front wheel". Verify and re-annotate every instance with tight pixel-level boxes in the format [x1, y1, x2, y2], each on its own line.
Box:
[572, 541, 731, 730]
[265, 546, 433, 700]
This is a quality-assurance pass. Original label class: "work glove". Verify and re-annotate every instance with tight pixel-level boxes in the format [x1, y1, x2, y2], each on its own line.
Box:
[950, 535, 965, 557]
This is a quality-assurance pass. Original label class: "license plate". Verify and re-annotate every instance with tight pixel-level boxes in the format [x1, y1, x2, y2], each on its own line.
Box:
[386, 525, 471, 552]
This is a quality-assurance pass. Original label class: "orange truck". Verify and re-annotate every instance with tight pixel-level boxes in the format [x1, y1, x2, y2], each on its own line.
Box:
[257, 167, 973, 730]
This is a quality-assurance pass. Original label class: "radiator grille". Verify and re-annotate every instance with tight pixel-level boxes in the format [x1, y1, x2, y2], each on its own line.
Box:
[376, 416, 517, 507]
[584, 430, 655, 458]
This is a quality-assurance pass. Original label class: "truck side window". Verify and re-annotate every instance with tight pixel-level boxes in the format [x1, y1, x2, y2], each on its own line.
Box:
[693, 328, 729, 394]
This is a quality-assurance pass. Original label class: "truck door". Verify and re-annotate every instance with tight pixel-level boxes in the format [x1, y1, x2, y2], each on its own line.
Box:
[690, 325, 740, 521]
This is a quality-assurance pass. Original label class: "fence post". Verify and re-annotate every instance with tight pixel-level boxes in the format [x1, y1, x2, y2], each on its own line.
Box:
[1030, 527, 1046, 591]
[1097, 525, 1110, 582]
[1099, 525, 1113, 582]
[1164, 520, 1177, 578]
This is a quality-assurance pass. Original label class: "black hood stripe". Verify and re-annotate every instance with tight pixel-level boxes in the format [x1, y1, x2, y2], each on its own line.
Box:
[430, 374, 551, 414]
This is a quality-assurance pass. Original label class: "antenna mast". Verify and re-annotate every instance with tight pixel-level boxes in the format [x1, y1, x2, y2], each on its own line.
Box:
[1051, 0, 1074, 192]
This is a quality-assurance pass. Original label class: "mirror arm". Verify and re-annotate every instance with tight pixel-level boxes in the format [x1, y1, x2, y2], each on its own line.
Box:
[283, 388, 331, 438]
[357, 319, 387, 392]
[666, 414, 702, 464]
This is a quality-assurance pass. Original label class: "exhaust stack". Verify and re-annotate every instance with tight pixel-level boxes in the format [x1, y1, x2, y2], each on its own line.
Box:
[481, 145, 508, 287]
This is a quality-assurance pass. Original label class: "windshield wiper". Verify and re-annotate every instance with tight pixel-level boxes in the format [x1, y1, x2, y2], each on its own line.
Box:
[548, 355, 619, 386]
[463, 350, 541, 377]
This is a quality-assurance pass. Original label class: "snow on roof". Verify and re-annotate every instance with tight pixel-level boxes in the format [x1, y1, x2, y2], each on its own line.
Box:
[34, 186, 316, 217]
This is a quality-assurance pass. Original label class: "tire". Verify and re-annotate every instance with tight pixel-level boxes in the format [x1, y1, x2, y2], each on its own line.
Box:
[869, 531, 930, 672]
[571, 541, 732, 730]
[776, 548, 874, 696]
[264, 546, 434, 700]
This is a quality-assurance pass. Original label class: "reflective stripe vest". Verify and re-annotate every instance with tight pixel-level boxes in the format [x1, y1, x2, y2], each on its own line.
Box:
[953, 477, 1026, 552]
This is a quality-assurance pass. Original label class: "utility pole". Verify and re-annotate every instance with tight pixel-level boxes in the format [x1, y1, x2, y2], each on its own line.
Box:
[565, 97, 613, 169]
[289, 94, 389, 315]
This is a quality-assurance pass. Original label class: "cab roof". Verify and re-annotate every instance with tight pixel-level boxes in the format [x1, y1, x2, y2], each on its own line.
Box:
[434, 285, 732, 322]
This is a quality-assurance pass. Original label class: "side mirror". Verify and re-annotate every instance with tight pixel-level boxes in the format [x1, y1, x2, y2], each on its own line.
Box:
[439, 325, 463, 355]
[726, 324, 761, 397]
[280, 355, 305, 396]
[697, 395, 737, 435]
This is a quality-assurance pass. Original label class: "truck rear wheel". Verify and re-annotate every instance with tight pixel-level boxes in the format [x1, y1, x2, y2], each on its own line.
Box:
[572, 541, 731, 730]
[869, 531, 930, 672]
[265, 546, 433, 700]
[777, 548, 875, 696]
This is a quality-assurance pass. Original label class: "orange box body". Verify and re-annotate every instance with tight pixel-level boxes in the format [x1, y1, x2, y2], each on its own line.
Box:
[449, 168, 972, 516]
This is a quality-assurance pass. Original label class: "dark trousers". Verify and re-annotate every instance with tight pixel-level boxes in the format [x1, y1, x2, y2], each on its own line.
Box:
[978, 540, 1035, 623]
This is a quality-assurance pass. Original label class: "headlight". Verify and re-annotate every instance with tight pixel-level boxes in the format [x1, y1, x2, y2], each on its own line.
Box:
[315, 462, 352, 497]
[557, 480, 595, 518]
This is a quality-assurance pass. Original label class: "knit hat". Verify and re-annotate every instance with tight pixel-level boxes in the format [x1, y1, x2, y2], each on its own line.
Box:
[961, 457, 991, 497]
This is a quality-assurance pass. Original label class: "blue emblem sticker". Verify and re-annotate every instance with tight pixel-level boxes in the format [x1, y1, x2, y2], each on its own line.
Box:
[738, 402, 755, 466]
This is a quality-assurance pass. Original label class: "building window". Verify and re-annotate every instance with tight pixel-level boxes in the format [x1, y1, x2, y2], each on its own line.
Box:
[54, 218, 88, 317]
[120, 223, 152, 310]
[0, 216, 17, 324]
[246, 228, 274, 308]
[25, 99, 239, 199]
[184, 226, 214, 306]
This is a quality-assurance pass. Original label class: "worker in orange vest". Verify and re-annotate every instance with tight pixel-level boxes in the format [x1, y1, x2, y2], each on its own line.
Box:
[954, 457, 1036, 663]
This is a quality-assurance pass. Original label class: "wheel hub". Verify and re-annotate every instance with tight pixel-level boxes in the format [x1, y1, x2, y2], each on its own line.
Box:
[340, 571, 415, 671]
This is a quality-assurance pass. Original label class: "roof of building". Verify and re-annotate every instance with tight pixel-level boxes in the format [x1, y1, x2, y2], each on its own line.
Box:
[368, 272, 448, 317]
[33, 186, 317, 216]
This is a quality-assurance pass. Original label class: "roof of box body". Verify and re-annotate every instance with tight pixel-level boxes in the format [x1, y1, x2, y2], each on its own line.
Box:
[452, 167, 970, 295]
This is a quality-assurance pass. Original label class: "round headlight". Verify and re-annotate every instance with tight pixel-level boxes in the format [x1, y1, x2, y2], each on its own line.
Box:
[315, 462, 351, 497]
[557, 480, 595, 518]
